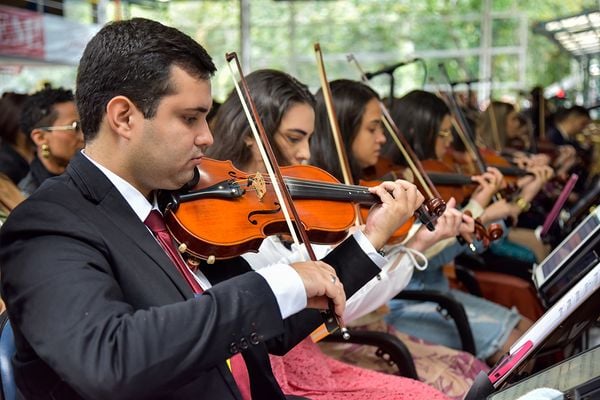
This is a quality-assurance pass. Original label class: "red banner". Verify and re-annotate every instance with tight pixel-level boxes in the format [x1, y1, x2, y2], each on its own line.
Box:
[0, 6, 44, 59]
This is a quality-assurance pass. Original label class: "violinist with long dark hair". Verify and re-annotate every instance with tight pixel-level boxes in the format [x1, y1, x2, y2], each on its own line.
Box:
[209, 69, 488, 399]
[0, 19, 420, 400]
[376, 89, 547, 365]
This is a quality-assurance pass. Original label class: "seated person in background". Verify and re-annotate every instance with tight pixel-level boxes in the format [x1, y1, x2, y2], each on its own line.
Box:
[0, 18, 423, 400]
[546, 105, 593, 195]
[347, 88, 547, 364]
[547, 105, 592, 148]
[18, 87, 84, 196]
[308, 81, 493, 394]
[476, 100, 555, 263]
[0, 92, 32, 184]
[0, 173, 25, 223]
[208, 68, 485, 400]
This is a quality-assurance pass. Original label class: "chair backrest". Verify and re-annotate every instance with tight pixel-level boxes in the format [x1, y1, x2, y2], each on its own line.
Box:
[0, 311, 16, 400]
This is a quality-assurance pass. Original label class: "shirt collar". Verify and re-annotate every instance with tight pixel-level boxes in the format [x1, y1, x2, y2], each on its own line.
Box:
[81, 150, 153, 222]
[557, 124, 569, 140]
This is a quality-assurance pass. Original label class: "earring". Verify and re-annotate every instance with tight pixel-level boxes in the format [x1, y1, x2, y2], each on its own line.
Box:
[41, 144, 51, 159]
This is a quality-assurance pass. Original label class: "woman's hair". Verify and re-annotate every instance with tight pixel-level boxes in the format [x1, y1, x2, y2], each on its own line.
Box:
[477, 101, 515, 150]
[207, 69, 315, 168]
[383, 90, 450, 162]
[311, 79, 380, 182]
[0, 92, 28, 145]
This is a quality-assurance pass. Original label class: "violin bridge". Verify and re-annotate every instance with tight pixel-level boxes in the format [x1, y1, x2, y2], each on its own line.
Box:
[249, 172, 267, 201]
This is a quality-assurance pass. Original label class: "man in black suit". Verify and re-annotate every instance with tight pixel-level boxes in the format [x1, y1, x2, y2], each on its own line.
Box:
[0, 18, 422, 399]
[546, 105, 591, 148]
[546, 105, 592, 194]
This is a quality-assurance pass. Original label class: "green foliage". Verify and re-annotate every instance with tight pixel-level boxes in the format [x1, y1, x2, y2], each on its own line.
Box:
[2, 0, 595, 102]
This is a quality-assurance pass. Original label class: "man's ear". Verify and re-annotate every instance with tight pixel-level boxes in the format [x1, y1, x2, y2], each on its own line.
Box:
[105, 96, 141, 139]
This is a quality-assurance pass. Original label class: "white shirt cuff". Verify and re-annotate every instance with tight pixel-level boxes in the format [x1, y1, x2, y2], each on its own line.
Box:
[255, 263, 307, 319]
[352, 230, 387, 268]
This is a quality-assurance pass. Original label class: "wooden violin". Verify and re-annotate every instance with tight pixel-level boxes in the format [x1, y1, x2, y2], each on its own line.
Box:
[366, 156, 476, 206]
[160, 158, 416, 261]
[314, 44, 420, 244]
[365, 156, 502, 247]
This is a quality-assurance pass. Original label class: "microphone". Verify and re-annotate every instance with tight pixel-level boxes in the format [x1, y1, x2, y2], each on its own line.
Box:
[449, 78, 481, 86]
[365, 58, 420, 79]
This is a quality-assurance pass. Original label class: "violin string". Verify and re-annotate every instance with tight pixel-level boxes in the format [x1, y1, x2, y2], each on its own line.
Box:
[230, 176, 374, 194]
[225, 56, 302, 247]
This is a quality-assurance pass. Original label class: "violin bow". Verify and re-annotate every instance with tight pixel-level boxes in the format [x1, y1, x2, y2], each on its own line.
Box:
[225, 52, 349, 339]
[437, 63, 509, 205]
[487, 101, 503, 152]
[437, 63, 489, 173]
[347, 53, 445, 227]
[314, 43, 362, 228]
[435, 67, 506, 241]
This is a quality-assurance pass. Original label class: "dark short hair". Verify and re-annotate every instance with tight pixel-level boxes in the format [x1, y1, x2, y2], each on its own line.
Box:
[554, 105, 591, 123]
[207, 69, 315, 168]
[19, 87, 74, 137]
[311, 79, 380, 182]
[76, 18, 216, 142]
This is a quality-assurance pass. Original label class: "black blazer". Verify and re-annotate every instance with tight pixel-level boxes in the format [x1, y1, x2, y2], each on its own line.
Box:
[0, 153, 380, 400]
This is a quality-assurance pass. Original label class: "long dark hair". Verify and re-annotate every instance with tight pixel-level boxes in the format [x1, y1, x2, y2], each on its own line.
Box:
[76, 18, 216, 142]
[383, 90, 450, 163]
[207, 69, 315, 168]
[0, 92, 28, 145]
[477, 101, 515, 150]
[311, 79, 380, 182]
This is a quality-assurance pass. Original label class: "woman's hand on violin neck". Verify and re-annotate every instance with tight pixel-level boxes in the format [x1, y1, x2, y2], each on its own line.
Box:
[292, 260, 346, 318]
[554, 145, 577, 175]
[480, 199, 520, 226]
[364, 180, 424, 250]
[408, 197, 473, 250]
[531, 152, 552, 167]
[470, 167, 504, 208]
[518, 165, 554, 202]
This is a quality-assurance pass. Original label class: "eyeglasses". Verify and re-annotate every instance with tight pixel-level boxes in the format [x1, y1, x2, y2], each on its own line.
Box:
[38, 121, 81, 134]
[437, 129, 452, 139]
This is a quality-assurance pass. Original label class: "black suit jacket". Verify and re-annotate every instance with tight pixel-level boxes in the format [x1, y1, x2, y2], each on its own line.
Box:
[0, 153, 380, 400]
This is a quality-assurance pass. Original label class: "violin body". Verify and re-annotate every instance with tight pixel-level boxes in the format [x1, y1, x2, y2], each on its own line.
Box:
[368, 156, 503, 246]
[367, 156, 475, 205]
[163, 158, 364, 260]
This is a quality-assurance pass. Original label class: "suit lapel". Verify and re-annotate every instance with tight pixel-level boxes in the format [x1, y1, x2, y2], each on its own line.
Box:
[67, 153, 194, 299]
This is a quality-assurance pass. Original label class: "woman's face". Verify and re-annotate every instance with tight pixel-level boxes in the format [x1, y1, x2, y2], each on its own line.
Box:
[37, 101, 84, 171]
[273, 102, 315, 166]
[351, 98, 385, 169]
[505, 110, 520, 139]
[434, 114, 453, 160]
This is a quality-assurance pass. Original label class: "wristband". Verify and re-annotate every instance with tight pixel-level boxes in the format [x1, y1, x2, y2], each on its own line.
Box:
[514, 196, 531, 212]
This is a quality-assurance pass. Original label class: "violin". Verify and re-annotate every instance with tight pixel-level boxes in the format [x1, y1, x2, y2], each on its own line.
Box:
[478, 147, 533, 181]
[367, 157, 476, 206]
[443, 147, 524, 200]
[364, 157, 502, 246]
[314, 44, 420, 245]
[160, 158, 421, 261]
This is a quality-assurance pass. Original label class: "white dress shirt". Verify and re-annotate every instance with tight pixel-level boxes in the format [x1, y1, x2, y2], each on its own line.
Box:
[82, 152, 385, 320]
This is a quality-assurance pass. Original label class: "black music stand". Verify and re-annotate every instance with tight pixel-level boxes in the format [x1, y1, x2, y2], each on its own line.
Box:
[464, 260, 600, 399]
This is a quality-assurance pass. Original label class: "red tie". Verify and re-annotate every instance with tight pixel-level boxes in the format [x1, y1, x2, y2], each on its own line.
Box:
[144, 210, 251, 399]
[144, 210, 203, 293]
